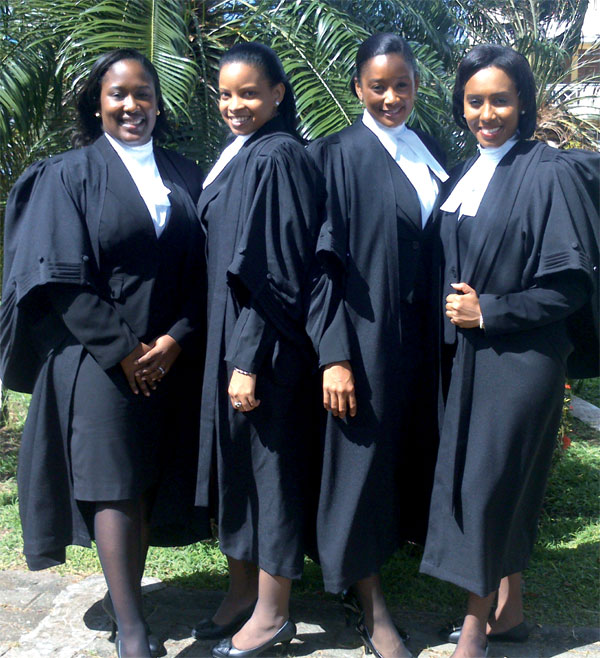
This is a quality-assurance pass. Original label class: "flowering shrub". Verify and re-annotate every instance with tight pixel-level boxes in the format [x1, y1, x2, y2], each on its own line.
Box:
[557, 382, 573, 454]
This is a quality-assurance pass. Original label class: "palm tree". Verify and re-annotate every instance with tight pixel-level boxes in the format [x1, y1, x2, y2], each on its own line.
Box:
[0, 0, 595, 286]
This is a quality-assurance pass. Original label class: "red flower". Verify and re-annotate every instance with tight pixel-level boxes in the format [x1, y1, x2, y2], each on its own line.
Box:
[562, 435, 572, 450]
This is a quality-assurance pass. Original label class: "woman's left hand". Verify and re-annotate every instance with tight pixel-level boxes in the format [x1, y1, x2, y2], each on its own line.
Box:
[446, 282, 481, 328]
[134, 334, 182, 385]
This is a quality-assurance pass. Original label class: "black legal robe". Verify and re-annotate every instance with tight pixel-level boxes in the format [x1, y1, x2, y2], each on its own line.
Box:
[195, 117, 323, 579]
[420, 140, 599, 597]
[307, 120, 445, 593]
[1, 135, 210, 569]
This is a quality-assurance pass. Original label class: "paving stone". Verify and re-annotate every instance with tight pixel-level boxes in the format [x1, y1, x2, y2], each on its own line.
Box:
[0, 570, 598, 657]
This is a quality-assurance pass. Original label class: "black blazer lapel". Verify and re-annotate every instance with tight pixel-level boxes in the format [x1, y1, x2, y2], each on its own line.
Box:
[460, 141, 536, 289]
[93, 135, 157, 241]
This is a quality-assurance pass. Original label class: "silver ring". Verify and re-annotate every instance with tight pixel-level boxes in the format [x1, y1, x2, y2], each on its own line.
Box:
[157, 366, 166, 376]
[234, 401, 242, 409]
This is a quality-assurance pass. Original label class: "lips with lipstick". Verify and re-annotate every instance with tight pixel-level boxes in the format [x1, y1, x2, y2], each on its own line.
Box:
[478, 125, 503, 140]
[121, 115, 146, 130]
[228, 115, 251, 128]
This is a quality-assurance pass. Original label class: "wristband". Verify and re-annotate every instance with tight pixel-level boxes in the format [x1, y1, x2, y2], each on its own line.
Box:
[234, 367, 255, 376]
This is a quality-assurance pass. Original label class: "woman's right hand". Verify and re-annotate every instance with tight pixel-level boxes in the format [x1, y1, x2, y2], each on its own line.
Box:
[322, 360, 357, 419]
[120, 343, 151, 396]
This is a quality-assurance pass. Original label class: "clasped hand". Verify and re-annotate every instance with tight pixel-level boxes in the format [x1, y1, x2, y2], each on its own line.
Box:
[120, 335, 182, 396]
[445, 282, 481, 328]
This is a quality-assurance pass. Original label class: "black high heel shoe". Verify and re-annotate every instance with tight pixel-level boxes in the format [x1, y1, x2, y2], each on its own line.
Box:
[441, 619, 529, 644]
[102, 592, 166, 657]
[341, 588, 362, 627]
[343, 588, 410, 643]
[193, 601, 257, 640]
[211, 619, 296, 657]
[356, 617, 413, 658]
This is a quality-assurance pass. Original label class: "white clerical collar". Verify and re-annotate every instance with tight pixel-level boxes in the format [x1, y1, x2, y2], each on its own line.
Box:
[440, 135, 519, 219]
[203, 133, 254, 188]
[361, 109, 448, 227]
[361, 109, 448, 182]
[105, 132, 155, 159]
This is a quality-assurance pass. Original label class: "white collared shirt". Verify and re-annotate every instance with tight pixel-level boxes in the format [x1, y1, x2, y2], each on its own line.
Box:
[105, 133, 171, 237]
[362, 109, 448, 227]
[203, 133, 254, 189]
[440, 136, 519, 219]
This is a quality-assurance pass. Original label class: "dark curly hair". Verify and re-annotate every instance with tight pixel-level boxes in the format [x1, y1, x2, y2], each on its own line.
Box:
[452, 44, 537, 139]
[351, 32, 418, 97]
[219, 42, 300, 139]
[73, 48, 169, 147]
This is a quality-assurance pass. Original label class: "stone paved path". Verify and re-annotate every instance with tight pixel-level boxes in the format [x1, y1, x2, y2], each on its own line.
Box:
[0, 570, 598, 657]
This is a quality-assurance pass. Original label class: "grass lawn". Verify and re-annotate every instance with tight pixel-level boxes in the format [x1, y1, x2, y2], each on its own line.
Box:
[0, 388, 598, 627]
[572, 377, 600, 407]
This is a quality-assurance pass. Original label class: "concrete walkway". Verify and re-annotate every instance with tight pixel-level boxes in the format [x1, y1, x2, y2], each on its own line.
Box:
[572, 395, 600, 431]
[0, 569, 598, 658]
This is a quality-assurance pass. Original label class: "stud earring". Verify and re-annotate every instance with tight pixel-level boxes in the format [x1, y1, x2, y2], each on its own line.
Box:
[156, 110, 161, 116]
[95, 112, 100, 118]
[275, 101, 280, 107]
[520, 110, 525, 115]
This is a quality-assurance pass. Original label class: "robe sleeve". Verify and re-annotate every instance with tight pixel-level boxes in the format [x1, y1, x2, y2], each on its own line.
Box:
[224, 306, 278, 373]
[47, 284, 139, 370]
[479, 272, 589, 335]
[306, 137, 352, 367]
[0, 152, 105, 391]
[225, 140, 322, 352]
[482, 147, 598, 370]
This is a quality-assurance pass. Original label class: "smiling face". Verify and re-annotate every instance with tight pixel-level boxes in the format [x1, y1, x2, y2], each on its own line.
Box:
[99, 59, 158, 145]
[354, 53, 418, 128]
[463, 66, 521, 148]
[218, 61, 284, 136]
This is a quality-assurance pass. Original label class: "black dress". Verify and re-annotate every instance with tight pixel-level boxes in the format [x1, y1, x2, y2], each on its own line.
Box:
[307, 120, 445, 593]
[1, 135, 210, 570]
[420, 140, 599, 597]
[195, 117, 323, 579]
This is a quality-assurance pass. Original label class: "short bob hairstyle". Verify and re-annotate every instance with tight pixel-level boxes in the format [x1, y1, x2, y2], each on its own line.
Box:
[452, 44, 537, 139]
[351, 32, 418, 97]
[74, 48, 169, 147]
[219, 42, 300, 139]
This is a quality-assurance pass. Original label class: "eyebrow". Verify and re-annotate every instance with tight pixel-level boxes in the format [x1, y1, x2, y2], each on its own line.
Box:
[368, 75, 411, 82]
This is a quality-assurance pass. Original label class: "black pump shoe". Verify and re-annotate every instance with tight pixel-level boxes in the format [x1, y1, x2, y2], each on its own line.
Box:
[193, 602, 256, 640]
[356, 618, 413, 658]
[342, 589, 410, 643]
[442, 619, 529, 644]
[102, 592, 166, 657]
[211, 619, 296, 657]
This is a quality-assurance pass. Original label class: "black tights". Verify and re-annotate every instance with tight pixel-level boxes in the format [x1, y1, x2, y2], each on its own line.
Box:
[95, 498, 151, 657]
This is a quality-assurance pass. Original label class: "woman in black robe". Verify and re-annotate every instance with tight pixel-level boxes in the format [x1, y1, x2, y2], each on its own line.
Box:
[419, 45, 599, 658]
[192, 43, 323, 658]
[0, 49, 208, 658]
[307, 33, 447, 658]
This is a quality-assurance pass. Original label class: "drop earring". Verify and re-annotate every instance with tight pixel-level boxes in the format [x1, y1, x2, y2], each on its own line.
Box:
[156, 110, 161, 116]
[95, 112, 100, 118]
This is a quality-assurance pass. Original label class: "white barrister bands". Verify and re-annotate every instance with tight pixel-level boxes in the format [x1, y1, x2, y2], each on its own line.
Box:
[440, 136, 518, 219]
[362, 109, 448, 227]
